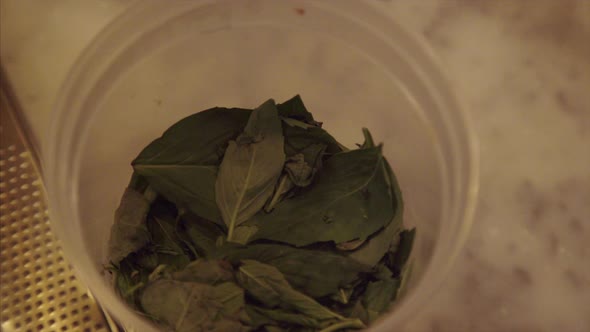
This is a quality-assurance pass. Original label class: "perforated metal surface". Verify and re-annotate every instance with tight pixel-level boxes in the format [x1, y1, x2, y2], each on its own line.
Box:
[0, 85, 110, 331]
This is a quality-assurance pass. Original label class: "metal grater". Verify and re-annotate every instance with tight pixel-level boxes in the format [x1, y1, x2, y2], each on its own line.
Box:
[0, 72, 116, 332]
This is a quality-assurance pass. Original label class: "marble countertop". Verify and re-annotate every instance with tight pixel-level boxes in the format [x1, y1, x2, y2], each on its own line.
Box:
[1, 0, 588, 331]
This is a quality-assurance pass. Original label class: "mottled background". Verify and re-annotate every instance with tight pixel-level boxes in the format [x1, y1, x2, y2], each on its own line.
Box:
[1, 1, 588, 331]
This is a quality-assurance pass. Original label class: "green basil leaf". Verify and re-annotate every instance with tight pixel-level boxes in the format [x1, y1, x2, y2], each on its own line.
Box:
[281, 117, 317, 130]
[283, 124, 341, 161]
[146, 200, 184, 256]
[284, 153, 315, 187]
[277, 95, 316, 124]
[180, 212, 225, 257]
[245, 304, 274, 329]
[251, 146, 394, 246]
[385, 228, 416, 276]
[348, 301, 368, 325]
[108, 188, 153, 264]
[133, 107, 251, 166]
[360, 127, 375, 149]
[230, 224, 259, 245]
[172, 259, 234, 285]
[347, 159, 404, 266]
[216, 244, 369, 298]
[362, 278, 400, 323]
[336, 239, 366, 251]
[264, 174, 295, 213]
[132, 107, 251, 223]
[216, 99, 285, 242]
[249, 306, 322, 328]
[141, 280, 248, 332]
[236, 260, 344, 321]
[136, 164, 221, 224]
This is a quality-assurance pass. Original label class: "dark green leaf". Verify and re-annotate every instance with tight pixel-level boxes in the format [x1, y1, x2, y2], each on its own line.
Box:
[245, 304, 274, 329]
[385, 228, 416, 275]
[153, 253, 191, 272]
[347, 158, 404, 266]
[277, 95, 316, 124]
[330, 288, 354, 305]
[127, 171, 149, 192]
[108, 188, 153, 264]
[136, 164, 221, 224]
[215, 244, 369, 298]
[146, 201, 184, 256]
[236, 260, 344, 321]
[140, 280, 248, 332]
[133, 107, 251, 223]
[284, 153, 316, 187]
[216, 100, 285, 242]
[348, 301, 368, 324]
[281, 117, 316, 129]
[264, 174, 295, 213]
[249, 306, 322, 328]
[251, 147, 394, 247]
[336, 239, 365, 251]
[180, 212, 225, 257]
[172, 259, 234, 285]
[360, 128, 375, 149]
[362, 278, 400, 323]
[373, 264, 394, 281]
[282, 124, 340, 161]
[133, 107, 250, 166]
[112, 262, 145, 308]
[318, 319, 365, 332]
[231, 224, 259, 245]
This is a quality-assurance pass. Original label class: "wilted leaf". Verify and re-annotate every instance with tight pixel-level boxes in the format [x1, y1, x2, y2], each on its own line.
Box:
[141, 280, 248, 332]
[108, 188, 154, 264]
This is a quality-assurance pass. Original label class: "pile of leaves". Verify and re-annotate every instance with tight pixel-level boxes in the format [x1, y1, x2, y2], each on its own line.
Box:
[108, 96, 415, 332]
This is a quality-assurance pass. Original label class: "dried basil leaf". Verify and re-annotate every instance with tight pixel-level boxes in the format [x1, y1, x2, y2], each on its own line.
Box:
[141, 280, 248, 332]
[284, 153, 314, 187]
[108, 187, 154, 265]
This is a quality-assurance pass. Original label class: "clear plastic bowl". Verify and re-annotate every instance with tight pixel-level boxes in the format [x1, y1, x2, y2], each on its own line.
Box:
[44, 1, 478, 331]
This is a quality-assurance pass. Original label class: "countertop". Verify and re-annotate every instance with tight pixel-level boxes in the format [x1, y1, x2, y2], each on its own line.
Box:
[1, 0, 589, 331]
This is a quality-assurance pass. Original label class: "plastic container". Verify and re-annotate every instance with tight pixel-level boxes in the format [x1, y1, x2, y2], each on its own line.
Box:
[44, 1, 478, 331]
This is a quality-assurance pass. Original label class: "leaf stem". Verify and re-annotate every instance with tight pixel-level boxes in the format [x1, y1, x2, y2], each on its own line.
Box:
[319, 318, 365, 332]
